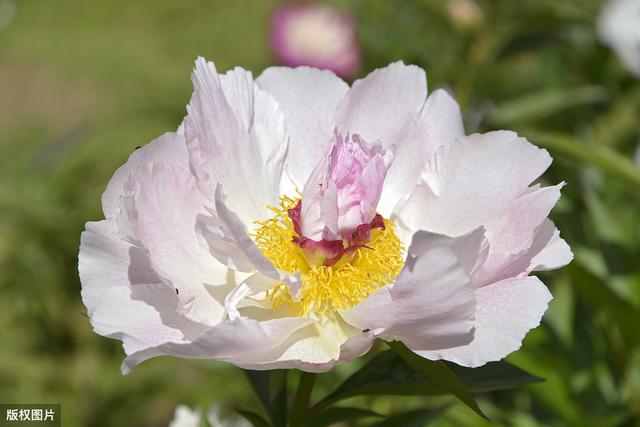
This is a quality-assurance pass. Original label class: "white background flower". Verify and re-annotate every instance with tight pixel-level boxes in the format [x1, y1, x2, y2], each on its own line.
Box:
[598, 0, 640, 77]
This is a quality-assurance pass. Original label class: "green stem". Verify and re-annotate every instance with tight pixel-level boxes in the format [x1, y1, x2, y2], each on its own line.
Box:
[289, 371, 316, 427]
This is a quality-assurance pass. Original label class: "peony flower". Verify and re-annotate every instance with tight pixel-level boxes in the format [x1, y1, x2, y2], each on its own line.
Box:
[79, 58, 572, 374]
[597, 0, 640, 77]
[270, 3, 361, 79]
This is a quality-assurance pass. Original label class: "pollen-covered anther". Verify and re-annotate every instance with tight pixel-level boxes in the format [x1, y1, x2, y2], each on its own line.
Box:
[252, 196, 404, 316]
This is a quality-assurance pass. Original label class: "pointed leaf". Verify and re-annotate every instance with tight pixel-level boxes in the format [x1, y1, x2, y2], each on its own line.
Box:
[314, 350, 540, 411]
[372, 406, 448, 427]
[388, 341, 487, 419]
[244, 369, 288, 426]
[236, 408, 271, 427]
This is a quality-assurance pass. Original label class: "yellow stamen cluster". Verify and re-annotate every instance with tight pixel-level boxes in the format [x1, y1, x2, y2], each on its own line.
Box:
[252, 195, 404, 316]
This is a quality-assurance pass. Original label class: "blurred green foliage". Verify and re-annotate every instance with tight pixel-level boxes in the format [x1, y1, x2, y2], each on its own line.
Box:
[0, 0, 639, 426]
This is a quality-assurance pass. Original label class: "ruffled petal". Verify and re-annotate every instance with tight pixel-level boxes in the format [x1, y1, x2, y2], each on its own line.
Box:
[528, 220, 573, 272]
[300, 132, 393, 240]
[398, 131, 564, 281]
[101, 132, 188, 218]
[336, 61, 428, 147]
[236, 316, 372, 372]
[116, 162, 229, 325]
[341, 230, 479, 351]
[121, 316, 314, 374]
[223, 273, 371, 372]
[79, 220, 207, 355]
[415, 276, 552, 367]
[378, 89, 464, 216]
[185, 58, 288, 223]
[256, 66, 349, 189]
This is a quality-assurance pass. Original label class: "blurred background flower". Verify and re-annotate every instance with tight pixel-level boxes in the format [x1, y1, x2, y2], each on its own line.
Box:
[270, 2, 361, 78]
[1, 1, 640, 426]
[169, 405, 202, 427]
[446, 0, 483, 30]
[597, 0, 640, 77]
[0, 0, 16, 31]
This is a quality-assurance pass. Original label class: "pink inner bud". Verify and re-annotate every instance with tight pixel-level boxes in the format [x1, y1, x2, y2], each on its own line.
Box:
[289, 130, 393, 266]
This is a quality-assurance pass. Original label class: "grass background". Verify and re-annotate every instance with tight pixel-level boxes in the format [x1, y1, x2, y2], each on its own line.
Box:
[0, 0, 639, 425]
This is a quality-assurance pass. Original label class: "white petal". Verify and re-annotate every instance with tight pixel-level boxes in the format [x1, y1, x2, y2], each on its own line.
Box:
[378, 89, 464, 216]
[121, 316, 314, 374]
[185, 58, 288, 223]
[415, 276, 552, 367]
[398, 132, 563, 280]
[195, 213, 257, 273]
[256, 66, 349, 189]
[341, 230, 478, 351]
[528, 220, 574, 272]
[472, 183, 565, 284]
[221, 273, 372, 372]
[102, 132, 188, 218]
[235, 315, 372, 372]
[79, 220, 207, 355]
[420, 89, 465, 153]
[214, 185, 280, 279]
[117, 162, 229, 325]
[401, 131, 552, 236]
[336, 61, 427, 147]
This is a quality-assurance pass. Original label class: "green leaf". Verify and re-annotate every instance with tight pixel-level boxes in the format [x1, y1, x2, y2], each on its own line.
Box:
[447, 359, 543, 393]
[235, 408, 271, 427]
[488, 86, 608, 126]
[306, 407, 383, 427]
[388, 341, 487, 419]
[244, 369, 288, 427]
[520, 130, 640, 191]
[314, 350, 540, 411]
[372, 406, 448, 427]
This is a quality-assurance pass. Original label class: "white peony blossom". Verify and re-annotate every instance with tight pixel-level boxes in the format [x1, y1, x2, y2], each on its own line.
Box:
[79, 58, 572, 373]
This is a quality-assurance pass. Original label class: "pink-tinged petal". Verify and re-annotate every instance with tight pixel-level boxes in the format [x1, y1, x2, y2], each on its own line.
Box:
[301, 132, 393, 240]
[411, 131, 552, 236]
[528, 220, 573, 272]
[415, 276, 552, 367]
[378, 89, 464, 216]
[398, 131, 564, 281]
[419, 89, 465, 157]
[341, 230, 480, 351]
[472, 183, 565, 284]
[121, 316, 314, 374]
[270, 4, 361, 79]
[79, 220, 207, 355]
[102, 132, 188, 219]
[185, 58, 288, 223]
[116, 162, 229, 326]
[256, 66, 348, 190]
[336, 61, 427, 147]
